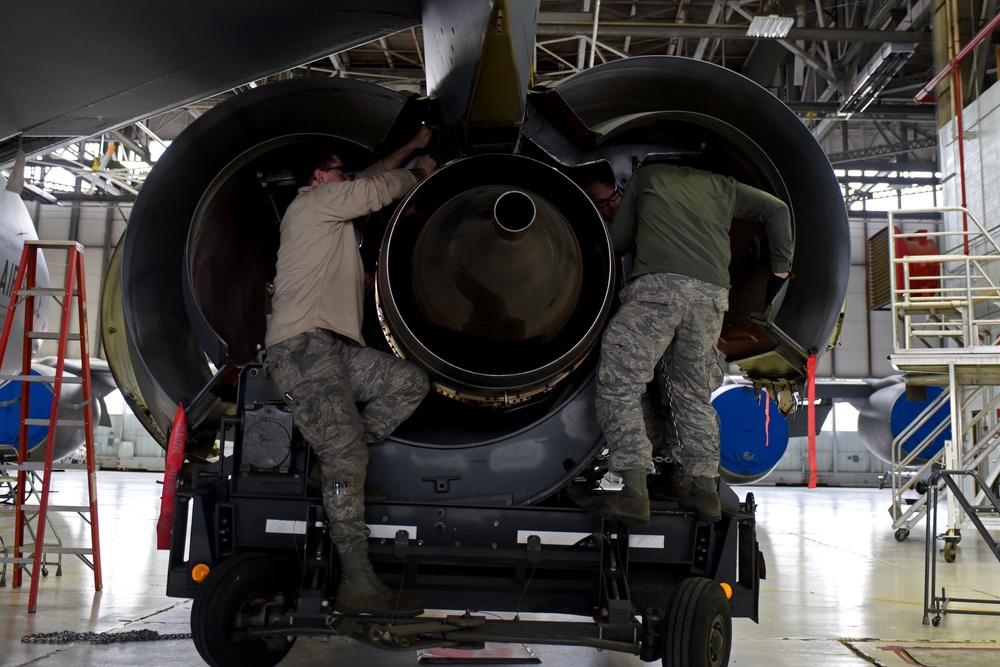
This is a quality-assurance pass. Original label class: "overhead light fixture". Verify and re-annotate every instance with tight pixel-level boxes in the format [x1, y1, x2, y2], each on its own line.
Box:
[746, 15, 794, 39]
[839, 43, 917, 116]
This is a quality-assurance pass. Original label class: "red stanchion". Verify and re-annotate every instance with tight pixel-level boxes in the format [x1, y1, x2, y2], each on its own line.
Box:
[156, 402, 186, 550]
[807, 354, 818, 489]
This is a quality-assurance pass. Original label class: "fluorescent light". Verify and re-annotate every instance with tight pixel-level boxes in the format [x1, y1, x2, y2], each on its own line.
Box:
[839, 43, 916, 115]
[746, 15, 794, 39]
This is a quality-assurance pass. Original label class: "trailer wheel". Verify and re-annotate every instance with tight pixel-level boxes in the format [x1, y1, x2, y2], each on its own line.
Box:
[191, 552, 297, 667]
[662, 577, 732, 667]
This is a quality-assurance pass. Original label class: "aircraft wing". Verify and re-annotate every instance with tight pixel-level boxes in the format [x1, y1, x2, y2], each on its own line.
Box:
[0, 1, 421, 166]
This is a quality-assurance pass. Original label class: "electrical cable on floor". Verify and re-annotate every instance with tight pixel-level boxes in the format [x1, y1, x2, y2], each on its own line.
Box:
[511, 564, 536, 622]
[22, 629, 192, 644]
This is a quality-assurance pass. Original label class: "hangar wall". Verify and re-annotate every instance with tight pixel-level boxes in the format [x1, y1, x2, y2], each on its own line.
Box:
[939, 78, 1000, 237]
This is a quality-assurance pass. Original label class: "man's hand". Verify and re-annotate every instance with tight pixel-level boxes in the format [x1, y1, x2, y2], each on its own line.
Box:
[412, 155, 438, 180]
[382, 126, 435, 170]
[765, 272, 789, 306]
[409, 125, 433, 151]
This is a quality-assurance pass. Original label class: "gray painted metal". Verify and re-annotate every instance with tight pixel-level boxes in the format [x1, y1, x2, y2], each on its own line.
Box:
[0, 1, 422, 164]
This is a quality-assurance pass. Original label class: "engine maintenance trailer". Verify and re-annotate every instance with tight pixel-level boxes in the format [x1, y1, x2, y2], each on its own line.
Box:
[166, 361, 763, 667]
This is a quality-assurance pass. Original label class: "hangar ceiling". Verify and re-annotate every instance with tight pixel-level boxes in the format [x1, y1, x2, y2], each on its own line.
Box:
[3, 0, 997, 206]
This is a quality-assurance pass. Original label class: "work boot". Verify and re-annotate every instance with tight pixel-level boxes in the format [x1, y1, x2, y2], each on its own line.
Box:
[334, 542, 423, 616]
[570, 469, 650, 526]
[678, 476, 722, 523]
[650, 464, 693, 500]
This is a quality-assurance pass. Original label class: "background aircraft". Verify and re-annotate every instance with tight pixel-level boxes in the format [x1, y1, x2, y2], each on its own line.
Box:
[0, 165, 116, 463]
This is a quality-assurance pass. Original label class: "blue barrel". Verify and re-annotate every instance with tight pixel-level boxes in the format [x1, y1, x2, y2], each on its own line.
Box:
[713, 384, 789, 484]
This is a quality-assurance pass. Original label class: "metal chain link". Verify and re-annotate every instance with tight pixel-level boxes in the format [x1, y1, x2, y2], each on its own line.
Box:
[22, 629, 192, 644]
[591, 361, 681, 468]
[656, 360, 682, 467]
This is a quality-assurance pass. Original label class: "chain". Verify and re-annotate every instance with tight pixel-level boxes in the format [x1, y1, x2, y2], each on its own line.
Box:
[22, 629, 192, 644]
[656, 360, 683, 468]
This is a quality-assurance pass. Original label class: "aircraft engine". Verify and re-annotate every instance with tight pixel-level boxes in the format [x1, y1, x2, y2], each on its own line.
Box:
[0, 175, 51, 374]
[713, 384, 789, 484]
[0, 363, 102, 463]
[377, 154, 614, 404]
[102, 56, 849, 504]
[857, 381, 951, 463]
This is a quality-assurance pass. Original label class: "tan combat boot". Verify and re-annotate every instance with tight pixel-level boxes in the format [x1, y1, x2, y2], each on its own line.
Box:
[334, 542, 423, 616]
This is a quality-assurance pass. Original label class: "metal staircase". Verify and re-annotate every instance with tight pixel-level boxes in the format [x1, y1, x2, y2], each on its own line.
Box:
[887, 207, 1000, 544]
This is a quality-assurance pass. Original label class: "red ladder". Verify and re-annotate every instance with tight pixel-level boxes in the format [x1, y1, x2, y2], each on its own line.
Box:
[0, 240, 102, 612]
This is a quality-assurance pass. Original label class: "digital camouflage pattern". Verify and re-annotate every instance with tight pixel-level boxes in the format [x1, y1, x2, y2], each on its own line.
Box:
[596, 272, 728, 479]
[266, 329, 428, 551]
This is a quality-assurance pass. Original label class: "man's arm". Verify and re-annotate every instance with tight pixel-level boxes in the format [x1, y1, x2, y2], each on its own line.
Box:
[381, 126, 433, 171]
[410, 155, 437, 180]
[732, 183, 792, 276]
[312, 154, 439, 220]
[608, 178, 639, 255]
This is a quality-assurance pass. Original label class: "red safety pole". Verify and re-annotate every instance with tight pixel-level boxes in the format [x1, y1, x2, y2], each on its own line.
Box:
[913, 12, 1000, 104]
[807, 354, 818, 489]
[156, 403, 186, 550]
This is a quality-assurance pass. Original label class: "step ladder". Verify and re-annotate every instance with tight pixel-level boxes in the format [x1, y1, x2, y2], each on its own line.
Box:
[0, 240, 102, 612]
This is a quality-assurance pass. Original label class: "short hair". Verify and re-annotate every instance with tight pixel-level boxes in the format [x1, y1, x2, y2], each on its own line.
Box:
[293, 151, 340, 187]
[584, 176, 616, 199]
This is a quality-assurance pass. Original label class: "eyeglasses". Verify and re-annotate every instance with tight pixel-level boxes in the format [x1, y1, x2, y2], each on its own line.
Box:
[593, 188, 621, 207]
[319, 165, 349, 177]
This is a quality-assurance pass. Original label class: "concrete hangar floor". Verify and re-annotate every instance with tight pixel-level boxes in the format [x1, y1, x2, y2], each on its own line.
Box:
[1, 471, 998, 667]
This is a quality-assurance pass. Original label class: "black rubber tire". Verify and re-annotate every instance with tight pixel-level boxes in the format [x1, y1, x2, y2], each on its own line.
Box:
[191, 552, 297, 667]
[662, 577, 732, 667]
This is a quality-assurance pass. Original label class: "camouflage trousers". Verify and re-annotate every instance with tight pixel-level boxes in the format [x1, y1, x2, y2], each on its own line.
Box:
[596, 273, 728, 478]
[265, 329, 429, 551]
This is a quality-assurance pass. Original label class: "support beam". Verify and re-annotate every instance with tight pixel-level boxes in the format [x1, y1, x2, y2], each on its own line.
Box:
[826, 137, 938, 163]
[535, 18, 931, 43]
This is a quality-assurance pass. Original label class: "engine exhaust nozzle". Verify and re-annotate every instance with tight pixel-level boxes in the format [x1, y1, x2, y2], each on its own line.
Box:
[493, 190, 535, 235]
[378, 154, 615, 404]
